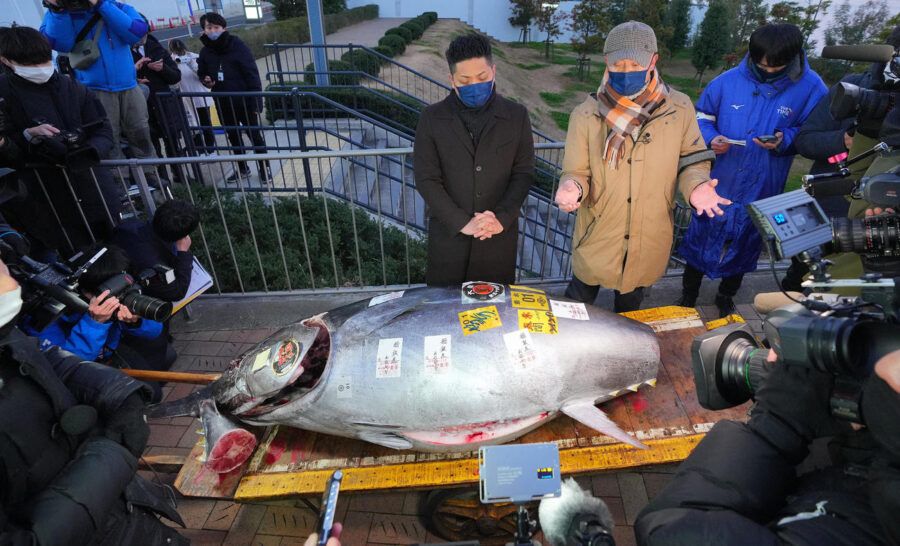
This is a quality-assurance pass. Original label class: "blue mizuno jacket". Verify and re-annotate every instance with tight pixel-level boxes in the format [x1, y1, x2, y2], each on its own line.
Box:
[40, 0, 148, 92]
[678, 53, 827, 278]
[28, 312, 162, 362]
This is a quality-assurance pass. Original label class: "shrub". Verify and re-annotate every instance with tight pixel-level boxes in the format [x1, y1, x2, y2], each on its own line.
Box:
[302, 60, 360, 85]
[422, 12, 438, 24]
[378, 35, 406, 56]
[385, 26, 412, 44]
[341, 49, 383, 78]
[373, 45, 394, 58]
[400, 20, 424, 40]
[414, 15, 431, 29]
[178, 184, 426, 292]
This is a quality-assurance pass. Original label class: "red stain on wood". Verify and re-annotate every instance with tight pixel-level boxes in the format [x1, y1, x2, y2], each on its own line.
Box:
[265, 437, 287, 465]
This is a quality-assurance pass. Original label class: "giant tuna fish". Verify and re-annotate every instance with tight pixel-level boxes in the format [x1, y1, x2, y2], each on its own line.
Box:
[151, 283, 660, 471]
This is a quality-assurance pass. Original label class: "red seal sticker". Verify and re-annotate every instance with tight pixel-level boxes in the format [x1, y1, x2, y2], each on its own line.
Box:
[272, 339, 301, 376]
[461, 281, 506, 303]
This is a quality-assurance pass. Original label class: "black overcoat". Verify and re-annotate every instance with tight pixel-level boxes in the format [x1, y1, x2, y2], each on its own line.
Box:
[414, 92, 534, 285]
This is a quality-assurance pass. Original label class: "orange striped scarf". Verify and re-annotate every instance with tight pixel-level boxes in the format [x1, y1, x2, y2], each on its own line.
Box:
[595, 69, 669, 169]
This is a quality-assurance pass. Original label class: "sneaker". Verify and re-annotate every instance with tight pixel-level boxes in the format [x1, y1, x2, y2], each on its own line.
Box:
[715, 293, 737, 318]
[225, 169, 250, 183]
[674, 293, 697, 308]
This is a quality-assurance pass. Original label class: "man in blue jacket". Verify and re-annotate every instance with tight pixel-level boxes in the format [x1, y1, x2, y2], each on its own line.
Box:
[40, 0, 160, 176]
[677, 24, 827, 317]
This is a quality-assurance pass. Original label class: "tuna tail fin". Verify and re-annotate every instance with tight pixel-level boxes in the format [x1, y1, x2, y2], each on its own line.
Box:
[145, 385, 214, 420]
[561, 402, 648, 450]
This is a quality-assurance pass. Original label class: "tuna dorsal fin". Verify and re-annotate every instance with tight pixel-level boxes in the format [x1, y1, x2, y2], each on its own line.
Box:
[561, 402, 648, 450]
[357, 430, 414, 450]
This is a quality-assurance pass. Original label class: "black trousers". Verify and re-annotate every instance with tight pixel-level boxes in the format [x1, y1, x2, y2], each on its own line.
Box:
[216, 96, 267, 173]
[194, 106, 216, 150]
[682, 263, 744, 298]
[565, 275, 645, 313]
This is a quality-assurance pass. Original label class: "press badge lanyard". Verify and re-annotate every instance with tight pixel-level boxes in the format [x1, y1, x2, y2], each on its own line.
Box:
[217, 61, 224, 82]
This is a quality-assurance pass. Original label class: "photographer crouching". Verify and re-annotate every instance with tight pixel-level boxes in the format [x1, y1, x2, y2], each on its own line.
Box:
[22, 245, 175, 401]
[0, 254, 187, 544]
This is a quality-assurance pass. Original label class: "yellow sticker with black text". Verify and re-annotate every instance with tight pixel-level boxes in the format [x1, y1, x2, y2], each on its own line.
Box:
[517, 310, 559, 335]
[459, 305, 502, 335]
[510, 285, 545, 293]
[511, 290, 550, 310]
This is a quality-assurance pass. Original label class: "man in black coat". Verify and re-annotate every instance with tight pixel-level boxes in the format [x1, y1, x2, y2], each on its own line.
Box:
[196, 12, 269, 183]
[0, 26, 122, 257]
[0, 253, 187, 545]
[414, 33, 534, 286]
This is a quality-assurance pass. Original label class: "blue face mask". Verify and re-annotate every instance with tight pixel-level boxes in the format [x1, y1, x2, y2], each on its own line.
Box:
[206, 32, 223, 41]
[608, 69, 649, 96]
[456, 79, 494, 107]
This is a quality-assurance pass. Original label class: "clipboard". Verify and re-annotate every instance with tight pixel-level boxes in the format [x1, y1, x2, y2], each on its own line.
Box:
[172, 257, 214, 314]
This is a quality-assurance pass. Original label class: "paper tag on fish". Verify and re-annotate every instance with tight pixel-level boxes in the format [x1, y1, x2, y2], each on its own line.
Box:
[504, 328, 540, 369]
[369, 291, 404, 307]
[375, 338, 403, 378]
[459, 305, 502, 335]
[510, 284, 545, 293]
[550, 300, 590, 320]
[518, 309, 559, 334]
[336, 374, 352, 398]
[511, 290, 549, 310]
[423, 334, 451, 374]
[461, 282, 506, 304]
[251, 348, 272, 372]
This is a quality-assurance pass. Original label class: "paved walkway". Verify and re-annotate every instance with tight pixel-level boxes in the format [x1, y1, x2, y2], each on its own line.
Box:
[148, 271, 777, 545]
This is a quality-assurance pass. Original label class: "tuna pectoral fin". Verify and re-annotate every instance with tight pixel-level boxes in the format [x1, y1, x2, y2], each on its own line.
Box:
[145, 386, 213, 419]
[357, 431, 414, 450]
[561, 403, 648, 450]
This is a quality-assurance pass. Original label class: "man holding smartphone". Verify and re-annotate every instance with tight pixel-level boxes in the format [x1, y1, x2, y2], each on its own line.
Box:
[676, 23, 827, 317]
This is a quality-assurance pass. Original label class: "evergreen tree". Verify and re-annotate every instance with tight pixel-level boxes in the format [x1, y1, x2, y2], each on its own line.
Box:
[825, 0, 890, 46]
[569, 0, 609, 80]
[509, 0, 538, 43]
[727, 0, 768, 52]
[665, 0, 692, 52]
[626, 0, 674, 60]
[692, 0, 732, 85]
[769, 0, 832, 50]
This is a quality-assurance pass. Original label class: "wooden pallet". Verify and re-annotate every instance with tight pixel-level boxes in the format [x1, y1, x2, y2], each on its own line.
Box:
[173, 306, 750, 501]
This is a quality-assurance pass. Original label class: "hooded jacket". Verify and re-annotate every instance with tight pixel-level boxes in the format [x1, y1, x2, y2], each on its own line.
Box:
[40, 0, 148, 92]
[678, 53, 827, 278]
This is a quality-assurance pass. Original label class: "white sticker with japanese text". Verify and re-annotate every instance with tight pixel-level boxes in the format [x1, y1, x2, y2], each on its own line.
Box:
[376, 338, 403, 378]
[503, 329, 540, 369]
[550, 300, 590, 320]
[424, 334, 451, 374]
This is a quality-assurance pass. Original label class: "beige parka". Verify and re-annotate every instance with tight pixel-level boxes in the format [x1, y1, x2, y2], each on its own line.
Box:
[560, 89, 713, 293]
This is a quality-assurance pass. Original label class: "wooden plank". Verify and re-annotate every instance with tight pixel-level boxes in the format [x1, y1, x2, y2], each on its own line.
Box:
[233, 434, 706, 501]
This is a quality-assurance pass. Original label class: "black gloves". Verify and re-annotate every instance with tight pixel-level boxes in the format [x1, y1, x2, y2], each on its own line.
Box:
[103, 391, 150, 458]
[749, 363, 845, 464]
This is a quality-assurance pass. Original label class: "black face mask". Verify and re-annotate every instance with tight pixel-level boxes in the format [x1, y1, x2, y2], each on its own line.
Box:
[750, 61, 790, 84]
[862, 373, 900, 460]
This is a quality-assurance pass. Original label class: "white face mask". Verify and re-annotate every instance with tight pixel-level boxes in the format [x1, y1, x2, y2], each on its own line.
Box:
[12, 64, 55, 84]
[0, 285, 22, 328]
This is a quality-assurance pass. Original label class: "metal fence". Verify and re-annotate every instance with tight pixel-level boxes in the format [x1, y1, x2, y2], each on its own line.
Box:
[1, 145, 701, 296]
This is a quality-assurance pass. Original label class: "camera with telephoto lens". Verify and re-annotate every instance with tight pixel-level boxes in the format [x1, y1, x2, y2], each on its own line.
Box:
[29, 118, 104, 170]
[831, 82, 900, 147]
[44, 0, 92, 11]
[95, 272, 173, 323]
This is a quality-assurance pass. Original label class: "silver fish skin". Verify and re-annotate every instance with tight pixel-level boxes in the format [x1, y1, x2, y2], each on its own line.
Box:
[195, 284, 660, 453]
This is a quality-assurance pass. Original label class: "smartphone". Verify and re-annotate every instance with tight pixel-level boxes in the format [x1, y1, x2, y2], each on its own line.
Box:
[315, 470, 342, 546]
[757, 134, 778, 143]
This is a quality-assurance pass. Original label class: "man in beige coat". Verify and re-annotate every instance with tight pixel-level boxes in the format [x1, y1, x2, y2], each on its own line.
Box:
[555, 21, 730, 312]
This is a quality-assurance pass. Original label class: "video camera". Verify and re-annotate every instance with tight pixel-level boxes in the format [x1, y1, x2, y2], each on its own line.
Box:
[29, 118, 104, 170]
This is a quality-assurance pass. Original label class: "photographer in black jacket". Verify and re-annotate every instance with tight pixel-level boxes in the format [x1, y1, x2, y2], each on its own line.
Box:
[0, 26, 122, 257]
[635, 347, 900, 545]
[0, 252, 187, 545]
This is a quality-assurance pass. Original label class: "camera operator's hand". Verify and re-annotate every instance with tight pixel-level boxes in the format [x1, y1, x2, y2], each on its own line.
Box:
[844, 131, 853, 150]
[104, 391, 150, 457]
[115, 305, 141, 325]
[26, 124, 60, 139]
[866, 207, 896, 216]
[175, 235, 192, 252]
[710, 135, 731, 155]
[749, 357, 847, 463]
[303, 523, 342, 546]
[88, 290, 120, 323]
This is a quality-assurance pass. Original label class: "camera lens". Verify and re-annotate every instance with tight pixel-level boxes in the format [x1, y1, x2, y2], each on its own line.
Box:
[119, 291, 173, 322]
[832, 215, 900, 257]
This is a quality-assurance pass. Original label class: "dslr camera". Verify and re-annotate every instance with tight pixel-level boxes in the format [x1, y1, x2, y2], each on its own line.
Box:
[43, 0, 93, 12]
[29, 118, 104, 170]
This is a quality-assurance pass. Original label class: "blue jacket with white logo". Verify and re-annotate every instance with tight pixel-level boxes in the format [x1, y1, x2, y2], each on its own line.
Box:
[27, 312, 162, 363]
[678, 53, 827, 278]
[41, 0, 148, 92]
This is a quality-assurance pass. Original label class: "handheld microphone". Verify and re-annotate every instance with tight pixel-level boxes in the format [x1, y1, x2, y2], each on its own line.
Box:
[821, 45, 895, 63]
[539, 479, 615, 546]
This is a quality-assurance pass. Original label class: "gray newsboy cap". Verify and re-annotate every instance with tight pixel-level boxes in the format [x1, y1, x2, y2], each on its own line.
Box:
[604, 21, 657, 66]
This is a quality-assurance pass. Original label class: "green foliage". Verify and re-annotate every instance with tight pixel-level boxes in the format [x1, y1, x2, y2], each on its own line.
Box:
[726, 0, 768, 52]
[378, 35, 407, 56]
[665, 0, 692, 51]
[516, 63, 549, 70]
[877, 13, 900, 42]
[769, 0, 832, 50]
[373, 45, 395, 58]
[825, 0, 891, 46]
[178, 185, 426, 292]
[386, 26, 413, 44]
[341, 49, 384, 77]
[550, 111, 570, 131]
[422, 12, 438, 24]
[323, 0, 347, 14]
[400, 20, 425, 40]
[535, 4, 566, 59]
[265, 83, 423, 130]
[661, 74, 702, 102]
[509, 0, 538, 42]
[539, 92, 567, 107]
[569, 0, 609, 71]
[302, 60, 360, 85]
[270, 0, 305, 20]
[692, 0, 732, 85]
[626, 0, 674, 60]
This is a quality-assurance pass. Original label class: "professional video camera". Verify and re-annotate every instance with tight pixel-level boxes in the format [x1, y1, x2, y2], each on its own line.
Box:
[29, 118, 104, 170]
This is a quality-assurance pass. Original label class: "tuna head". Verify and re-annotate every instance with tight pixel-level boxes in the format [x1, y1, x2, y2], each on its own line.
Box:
[213, 314, 332, 415]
